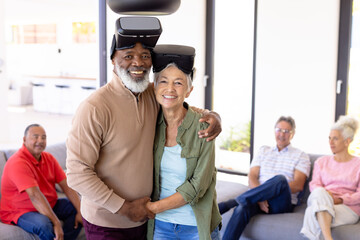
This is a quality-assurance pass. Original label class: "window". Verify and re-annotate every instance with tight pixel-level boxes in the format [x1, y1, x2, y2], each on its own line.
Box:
[212, 0, 255, 175]
[72, 22, 96, 43]
[11, 24, 57, 44]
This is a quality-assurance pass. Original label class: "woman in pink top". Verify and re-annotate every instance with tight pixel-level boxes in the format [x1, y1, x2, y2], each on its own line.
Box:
[300, 116, 360, 240]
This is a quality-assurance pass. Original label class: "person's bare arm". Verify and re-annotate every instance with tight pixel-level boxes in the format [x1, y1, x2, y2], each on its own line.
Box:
[146, 192, 186, 214]
[248, 166, 269, 213]
[58, 179, 83, 228]
[25, 187, 64, 240]
[288, 169, 307, 193]
[191, 107, 222, 142]
[248, 166, 261, 189]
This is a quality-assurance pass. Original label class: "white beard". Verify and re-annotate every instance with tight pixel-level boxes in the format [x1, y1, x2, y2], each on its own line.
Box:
[115, 65, 150, 93]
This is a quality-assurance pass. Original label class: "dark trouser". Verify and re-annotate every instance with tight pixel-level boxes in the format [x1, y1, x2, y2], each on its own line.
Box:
[82, 217, 147, 240]
[220, 175, 294, 240]
[17, 198, 81, 240]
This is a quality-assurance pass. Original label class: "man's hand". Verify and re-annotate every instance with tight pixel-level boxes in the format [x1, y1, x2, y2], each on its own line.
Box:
[258, 200, 269, 213]
[198, 111, 222, 141]
[74, 212, 83, 229]
[58, 179, 83, 229]
[53, 222, 64, 240]
[119, 197, 155, 222]
[25, 187, 64, 239]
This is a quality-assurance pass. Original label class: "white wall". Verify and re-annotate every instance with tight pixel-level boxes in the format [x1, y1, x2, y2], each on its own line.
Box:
[254, 0, 340, 155]
[4, 0, 99, 81]
[106, 0, 207, 108]
[0, 0, 9, 141]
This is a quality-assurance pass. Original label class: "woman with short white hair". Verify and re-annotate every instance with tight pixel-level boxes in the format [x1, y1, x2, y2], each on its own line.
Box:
[300, 116, 360, 240]
[146, 44, 221, 240]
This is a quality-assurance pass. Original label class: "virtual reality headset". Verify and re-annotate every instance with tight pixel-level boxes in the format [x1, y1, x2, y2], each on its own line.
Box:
[152, 44, 195, 78]
[110, 17, 162, 59]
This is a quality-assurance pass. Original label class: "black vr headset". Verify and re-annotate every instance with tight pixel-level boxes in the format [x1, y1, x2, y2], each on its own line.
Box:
[110, 17, 162, 59]
[152, 44, 195, 79]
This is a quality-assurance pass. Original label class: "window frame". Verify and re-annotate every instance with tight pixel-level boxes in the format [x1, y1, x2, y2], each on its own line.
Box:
[335, 0, 353, 120]
[204, 0, 258, 175]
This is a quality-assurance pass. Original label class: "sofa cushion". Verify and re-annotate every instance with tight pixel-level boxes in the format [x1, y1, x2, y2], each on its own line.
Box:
[217, 182, 307, 240]
[44, 142, 67, 170]
[216, 180, 248, 237]
[2, 149, 17, 162]
[216, 180, 249, 203]
[331, 224, 360, 240]
[298, 153, 325, 205]
[240, 207, 360, 240]
[241, 210, 306, 240]
[0, 223, 39, 240]
[3, 142, 67, 170]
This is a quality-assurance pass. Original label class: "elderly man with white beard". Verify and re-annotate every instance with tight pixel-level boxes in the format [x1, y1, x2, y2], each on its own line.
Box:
[65, 17, 222, 240]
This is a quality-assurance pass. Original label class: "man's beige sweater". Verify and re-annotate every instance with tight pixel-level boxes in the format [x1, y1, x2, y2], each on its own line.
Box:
[66, 72, 159, 228]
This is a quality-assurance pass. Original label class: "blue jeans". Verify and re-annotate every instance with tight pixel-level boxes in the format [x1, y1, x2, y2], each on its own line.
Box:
[17, 198, 82, 240]
[154, 219, 221, 240]
[211, 226, 221, 240]
[220, 175, 294, 240]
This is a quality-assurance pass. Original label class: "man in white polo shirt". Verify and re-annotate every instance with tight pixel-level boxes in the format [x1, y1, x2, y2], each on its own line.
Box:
[219, 116, 311, 240]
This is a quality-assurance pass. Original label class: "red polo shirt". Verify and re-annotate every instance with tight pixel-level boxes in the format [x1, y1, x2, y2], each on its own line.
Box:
[0, 145, 66, 224]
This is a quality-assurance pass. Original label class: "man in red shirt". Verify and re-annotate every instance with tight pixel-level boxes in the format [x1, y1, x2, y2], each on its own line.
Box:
[0, 124, 82, 240]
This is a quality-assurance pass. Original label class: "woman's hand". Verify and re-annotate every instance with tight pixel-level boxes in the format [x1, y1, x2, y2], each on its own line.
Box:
[146, 201, 157, 214]
[146, 193, 187, 214]
[333, 197, 343, 205]
[327, 191, 343, 205]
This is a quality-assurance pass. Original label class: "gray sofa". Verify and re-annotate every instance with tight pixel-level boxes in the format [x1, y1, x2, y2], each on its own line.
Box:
[0, 143, 85, 240]
[216, 153, 360, 240]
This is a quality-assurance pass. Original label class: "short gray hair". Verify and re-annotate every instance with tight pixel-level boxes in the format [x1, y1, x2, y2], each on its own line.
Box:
[275, 116, 296, 132]
[331, 115, 359, 141]
[154, 63, 192, 91]
[24, 123, 41, 137]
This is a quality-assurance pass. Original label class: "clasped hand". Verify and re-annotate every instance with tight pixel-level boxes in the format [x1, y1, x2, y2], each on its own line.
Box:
[120, 197, 155, 222]
[326, 190, 343, 205]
